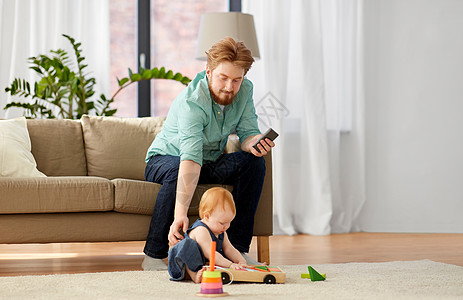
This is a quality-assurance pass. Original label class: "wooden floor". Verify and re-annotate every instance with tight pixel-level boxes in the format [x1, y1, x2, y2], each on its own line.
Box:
[1, 233, 462, 277]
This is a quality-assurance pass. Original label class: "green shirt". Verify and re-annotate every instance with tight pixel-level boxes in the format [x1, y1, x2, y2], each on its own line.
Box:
[145, 71, 261, 166]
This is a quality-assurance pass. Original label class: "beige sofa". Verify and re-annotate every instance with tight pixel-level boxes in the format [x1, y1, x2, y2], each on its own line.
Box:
[0, 115, 273, 263]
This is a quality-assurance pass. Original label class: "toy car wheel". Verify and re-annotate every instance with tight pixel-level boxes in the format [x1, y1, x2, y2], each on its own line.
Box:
[221, 272, 231, 284]
[263, 275, 276, 284]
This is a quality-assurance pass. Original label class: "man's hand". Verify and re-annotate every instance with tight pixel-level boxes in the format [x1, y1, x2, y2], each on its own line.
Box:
[168, 216, 189, 246]
[242, 134, 275, 157]
[168, 160, 201, 246]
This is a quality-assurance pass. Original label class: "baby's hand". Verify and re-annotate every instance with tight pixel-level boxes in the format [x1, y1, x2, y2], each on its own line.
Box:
[229, 263, 247, 270]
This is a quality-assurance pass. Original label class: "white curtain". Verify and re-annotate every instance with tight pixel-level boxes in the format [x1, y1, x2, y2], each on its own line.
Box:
[0, 0, 110, 119]
[243, 0, 365, 235]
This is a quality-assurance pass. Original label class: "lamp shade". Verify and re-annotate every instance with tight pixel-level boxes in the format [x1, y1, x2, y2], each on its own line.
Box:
[195, 12, 260, 60]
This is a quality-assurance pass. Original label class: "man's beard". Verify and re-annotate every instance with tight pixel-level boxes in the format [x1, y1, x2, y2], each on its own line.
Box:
[208, 82, 236, 105]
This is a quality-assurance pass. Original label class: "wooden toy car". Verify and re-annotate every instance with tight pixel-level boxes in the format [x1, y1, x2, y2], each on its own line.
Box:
[217, 265, 286, 284]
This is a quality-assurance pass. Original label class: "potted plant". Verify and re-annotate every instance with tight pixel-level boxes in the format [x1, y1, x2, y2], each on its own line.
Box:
[4, 34, 191, 119]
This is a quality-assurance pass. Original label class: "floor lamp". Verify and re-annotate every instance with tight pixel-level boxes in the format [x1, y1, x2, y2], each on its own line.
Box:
[195, 12, 260, 60]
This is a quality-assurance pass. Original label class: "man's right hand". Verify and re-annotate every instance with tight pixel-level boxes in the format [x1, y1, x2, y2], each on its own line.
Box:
[169, 160, 201, 246]
[168, 216, 189, 246]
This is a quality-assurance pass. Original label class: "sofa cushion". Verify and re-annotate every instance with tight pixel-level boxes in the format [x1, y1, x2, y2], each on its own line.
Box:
[113, 178, 232, 216]
[113, 179, 159, 215]
[223, 134, 241, 153]
[0, 177, 113, 214]
[81, 115, 165, 180]
[0, 117, 46, 178]
[27, 119, 87, 176]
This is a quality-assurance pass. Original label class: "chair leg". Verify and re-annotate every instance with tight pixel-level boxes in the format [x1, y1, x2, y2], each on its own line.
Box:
[256, 236, 270, 264]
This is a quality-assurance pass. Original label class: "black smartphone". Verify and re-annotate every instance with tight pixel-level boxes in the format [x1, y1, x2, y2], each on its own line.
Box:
[252, 128, 279, 153]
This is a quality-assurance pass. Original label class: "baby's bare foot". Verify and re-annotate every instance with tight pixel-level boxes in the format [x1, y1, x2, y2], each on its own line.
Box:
[194, 267, 206, 284]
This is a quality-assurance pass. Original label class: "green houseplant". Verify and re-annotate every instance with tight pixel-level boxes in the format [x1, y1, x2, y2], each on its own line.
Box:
[4, 34, 191, 119]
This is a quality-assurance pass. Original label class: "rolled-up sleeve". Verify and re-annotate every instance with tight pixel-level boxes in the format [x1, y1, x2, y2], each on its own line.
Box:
[178, 99, 206, 166]
[236, 86, 261, 142]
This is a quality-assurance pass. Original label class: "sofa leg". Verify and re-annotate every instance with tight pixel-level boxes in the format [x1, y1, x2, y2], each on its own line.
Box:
[256, 236, 270, 264]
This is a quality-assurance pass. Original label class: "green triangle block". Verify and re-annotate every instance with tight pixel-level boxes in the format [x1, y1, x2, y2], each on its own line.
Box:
[254, 266, 269, 271]
[308, 266, 326, 281]
[301, 272, 326, 279]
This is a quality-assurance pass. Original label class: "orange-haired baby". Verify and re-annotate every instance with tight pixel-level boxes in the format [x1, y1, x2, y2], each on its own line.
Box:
[168, 187, 248, 283]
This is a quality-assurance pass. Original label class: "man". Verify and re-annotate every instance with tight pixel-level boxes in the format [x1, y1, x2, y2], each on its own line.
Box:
[142, 37, 275, 271]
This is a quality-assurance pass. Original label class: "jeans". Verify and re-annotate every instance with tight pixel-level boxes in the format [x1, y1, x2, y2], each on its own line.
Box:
[143, 151, 266, 259]
[168, 237, 205, 281]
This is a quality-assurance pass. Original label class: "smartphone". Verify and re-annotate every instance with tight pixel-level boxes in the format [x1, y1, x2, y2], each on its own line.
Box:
[252, 128, 279, 153]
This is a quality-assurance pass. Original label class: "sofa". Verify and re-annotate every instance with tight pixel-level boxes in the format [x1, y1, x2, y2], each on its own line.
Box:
[0, 115, 273, 263]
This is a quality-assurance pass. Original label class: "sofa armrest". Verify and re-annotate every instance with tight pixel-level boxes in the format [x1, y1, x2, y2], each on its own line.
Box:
[252, 151, 273, 264]
[254, 150, 273, 236]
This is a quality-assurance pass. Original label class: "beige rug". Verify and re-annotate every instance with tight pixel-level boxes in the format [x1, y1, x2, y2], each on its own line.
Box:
[1, 260, 462, 299]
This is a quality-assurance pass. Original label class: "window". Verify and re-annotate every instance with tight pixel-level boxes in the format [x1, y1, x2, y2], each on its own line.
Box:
[109, 1, 138, 117]
[109, 0, 227, 117]
[150, 0, 227, 116]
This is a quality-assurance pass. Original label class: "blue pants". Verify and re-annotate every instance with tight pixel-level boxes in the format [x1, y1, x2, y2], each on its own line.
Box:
[168, 237, 205, 281]
[143, 151, 266, 259]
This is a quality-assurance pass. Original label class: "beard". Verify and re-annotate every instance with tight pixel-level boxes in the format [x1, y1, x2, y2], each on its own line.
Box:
[208, 80, 236, 106]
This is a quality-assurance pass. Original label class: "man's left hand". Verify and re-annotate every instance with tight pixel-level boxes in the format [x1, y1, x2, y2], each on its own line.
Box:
[247, 134, 275, 156]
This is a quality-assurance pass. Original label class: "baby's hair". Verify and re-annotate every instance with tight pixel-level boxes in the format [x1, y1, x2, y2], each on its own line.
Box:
[199, 187, 236, 219]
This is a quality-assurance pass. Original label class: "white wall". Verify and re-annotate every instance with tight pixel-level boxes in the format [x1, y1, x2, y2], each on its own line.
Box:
[358, 0, 463, 232]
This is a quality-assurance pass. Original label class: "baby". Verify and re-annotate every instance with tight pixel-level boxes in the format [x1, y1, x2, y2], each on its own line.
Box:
[168, 187, 248, 283]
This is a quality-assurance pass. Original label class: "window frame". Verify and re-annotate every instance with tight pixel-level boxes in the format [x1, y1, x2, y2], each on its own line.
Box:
[137, 0, 241, 116]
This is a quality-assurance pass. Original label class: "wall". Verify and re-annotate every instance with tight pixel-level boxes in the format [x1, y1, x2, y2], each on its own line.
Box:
[358, 0, 463, 232]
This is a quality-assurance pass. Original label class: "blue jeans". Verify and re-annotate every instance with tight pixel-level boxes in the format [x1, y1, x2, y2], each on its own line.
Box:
[143, 151, 266, 259]
[168, 237, 205, 281]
